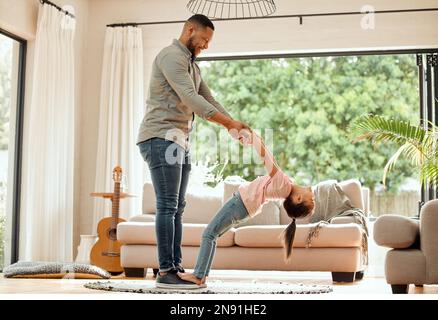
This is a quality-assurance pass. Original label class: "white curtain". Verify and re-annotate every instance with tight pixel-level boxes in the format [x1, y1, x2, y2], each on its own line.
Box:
[92, 27, 144, 232]
[20, 4, 76, 261]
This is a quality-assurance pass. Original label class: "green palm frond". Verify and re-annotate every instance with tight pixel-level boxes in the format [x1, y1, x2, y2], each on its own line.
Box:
[402, 143, 425, 167]
[421, 158, 438, 186]
[350, 114, 431, 156]
[350, 114, 437, 187]
[382, 143, 414, 185]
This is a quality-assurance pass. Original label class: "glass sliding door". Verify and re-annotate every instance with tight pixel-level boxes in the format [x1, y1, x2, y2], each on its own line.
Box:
[417, 53, 438, 206]
[0, 30, 26, 270]
[197, 53, 423, 218]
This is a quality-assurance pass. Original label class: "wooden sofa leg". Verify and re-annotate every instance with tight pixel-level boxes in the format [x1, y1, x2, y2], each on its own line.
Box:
[332, 272, 355, 282]
[391, 284, 409, 294]
[124, 268, 147, 278]
[355, 271, 364, 280]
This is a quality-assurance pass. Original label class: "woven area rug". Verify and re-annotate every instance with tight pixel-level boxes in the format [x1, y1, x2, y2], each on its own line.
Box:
[84, 280, 333, 294]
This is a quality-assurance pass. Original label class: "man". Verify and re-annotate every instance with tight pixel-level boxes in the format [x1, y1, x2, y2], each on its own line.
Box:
[137, 14, 251, 289]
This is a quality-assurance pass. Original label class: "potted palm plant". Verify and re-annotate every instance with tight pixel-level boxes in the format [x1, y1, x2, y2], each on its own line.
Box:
[349, 114, 437, 187]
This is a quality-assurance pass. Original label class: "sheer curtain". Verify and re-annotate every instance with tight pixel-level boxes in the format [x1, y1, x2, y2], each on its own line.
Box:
[20, 3, 76, 261]
[92, 27, 144, 231]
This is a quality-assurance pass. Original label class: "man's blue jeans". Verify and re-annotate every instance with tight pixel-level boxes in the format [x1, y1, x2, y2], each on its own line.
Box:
[138, 138, 191, 273]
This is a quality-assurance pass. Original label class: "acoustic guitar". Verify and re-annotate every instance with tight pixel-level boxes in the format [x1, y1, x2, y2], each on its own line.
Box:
[90, 166, 126, 274]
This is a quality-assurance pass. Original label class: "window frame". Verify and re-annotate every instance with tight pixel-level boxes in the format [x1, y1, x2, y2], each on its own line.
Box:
[0, 28, 26, 266]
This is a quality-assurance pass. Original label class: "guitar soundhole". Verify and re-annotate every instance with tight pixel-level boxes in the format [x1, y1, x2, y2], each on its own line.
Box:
[108, 228, 117, 240]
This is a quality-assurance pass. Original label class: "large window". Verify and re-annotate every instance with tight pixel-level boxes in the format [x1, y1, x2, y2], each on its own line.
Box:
[0, 30, 25, 270]
[196, 54, 422, 218]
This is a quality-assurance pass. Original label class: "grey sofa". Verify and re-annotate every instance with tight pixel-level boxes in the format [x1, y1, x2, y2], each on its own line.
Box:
[373, 199, 438, 293]
[117, 178, 370, 282]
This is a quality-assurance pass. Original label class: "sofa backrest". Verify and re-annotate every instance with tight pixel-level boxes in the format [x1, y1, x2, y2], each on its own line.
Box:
[222, 176, 280, 226]
[142, 178, 370, 226]
[142, 178, 280, 225]
[142, 182, 223, 224]
[142, 182, 156, 215]
[182, 192, 223, 224]
[279, 204, 311, 225]
[362, 187, 370, 215]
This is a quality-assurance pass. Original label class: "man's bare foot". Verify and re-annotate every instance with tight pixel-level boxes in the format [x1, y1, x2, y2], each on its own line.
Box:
[177, 272, 203, 285]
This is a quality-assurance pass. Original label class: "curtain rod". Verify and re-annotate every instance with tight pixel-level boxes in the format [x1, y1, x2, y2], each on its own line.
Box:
[40, 0, 75, 19]
[107, 7, 438, 27]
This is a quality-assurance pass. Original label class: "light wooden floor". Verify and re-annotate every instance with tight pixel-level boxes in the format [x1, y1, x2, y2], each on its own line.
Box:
[1, 270, 437, 296]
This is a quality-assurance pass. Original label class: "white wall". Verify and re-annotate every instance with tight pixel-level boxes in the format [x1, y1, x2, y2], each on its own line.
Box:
[0, 0, 38, 40]
[0, 0, 89, 260]
[79, 0, 438, 239]
[141, 0, 438, 59]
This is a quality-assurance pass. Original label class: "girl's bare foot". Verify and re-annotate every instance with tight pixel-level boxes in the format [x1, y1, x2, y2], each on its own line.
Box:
[177, 272, 203, 285]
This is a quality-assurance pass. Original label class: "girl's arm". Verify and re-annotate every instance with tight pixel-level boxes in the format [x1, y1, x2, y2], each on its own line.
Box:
[251, 132, 280, 178]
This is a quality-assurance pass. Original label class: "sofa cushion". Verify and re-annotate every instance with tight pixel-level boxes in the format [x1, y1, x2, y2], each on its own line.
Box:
[222, 176, 247, 204]
[129, 213, 155, 222]
[373, 214, 419, 249]
[237, 201, 280, 227]
[234, 224, 362, 248]
[142, 182, 156, 214]
[117, 222, 235, 247]
[279, 201, 311, 225]
[223, 176, 280, 226]
[121, 245, 363, 272]
[338, 179, 364, 211]
[183, 192, 223, 224]
[142, 182, 223, 224]
[330, 216, 357, 224]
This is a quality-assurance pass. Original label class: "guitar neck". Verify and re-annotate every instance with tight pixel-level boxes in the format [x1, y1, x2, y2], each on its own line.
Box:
[111, 182, 121, 229]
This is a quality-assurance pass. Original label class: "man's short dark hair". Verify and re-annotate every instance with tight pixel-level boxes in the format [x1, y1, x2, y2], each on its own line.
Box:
[188, 14, 215, 30]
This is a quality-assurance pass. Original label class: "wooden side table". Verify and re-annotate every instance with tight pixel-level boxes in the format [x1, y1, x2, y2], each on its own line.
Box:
[90, 192, 137, 199]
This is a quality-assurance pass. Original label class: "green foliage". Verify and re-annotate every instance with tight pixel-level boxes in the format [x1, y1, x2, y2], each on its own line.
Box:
[0, 36, 12, 150]
[350, 114, 437, 186]
[197, 55, 419, 191]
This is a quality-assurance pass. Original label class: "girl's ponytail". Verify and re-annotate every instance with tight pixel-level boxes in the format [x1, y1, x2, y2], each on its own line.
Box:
[283, 218, 297, 261]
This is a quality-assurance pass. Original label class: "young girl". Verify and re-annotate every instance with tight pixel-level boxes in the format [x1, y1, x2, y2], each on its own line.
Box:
[178, 131, 315, 286]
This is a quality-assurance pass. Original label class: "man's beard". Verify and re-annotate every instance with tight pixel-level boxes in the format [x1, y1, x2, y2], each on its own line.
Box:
[186, 37, 196, 61]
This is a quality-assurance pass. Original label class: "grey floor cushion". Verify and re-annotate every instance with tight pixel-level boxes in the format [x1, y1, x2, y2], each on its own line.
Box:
[3, 261, 111, 279]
